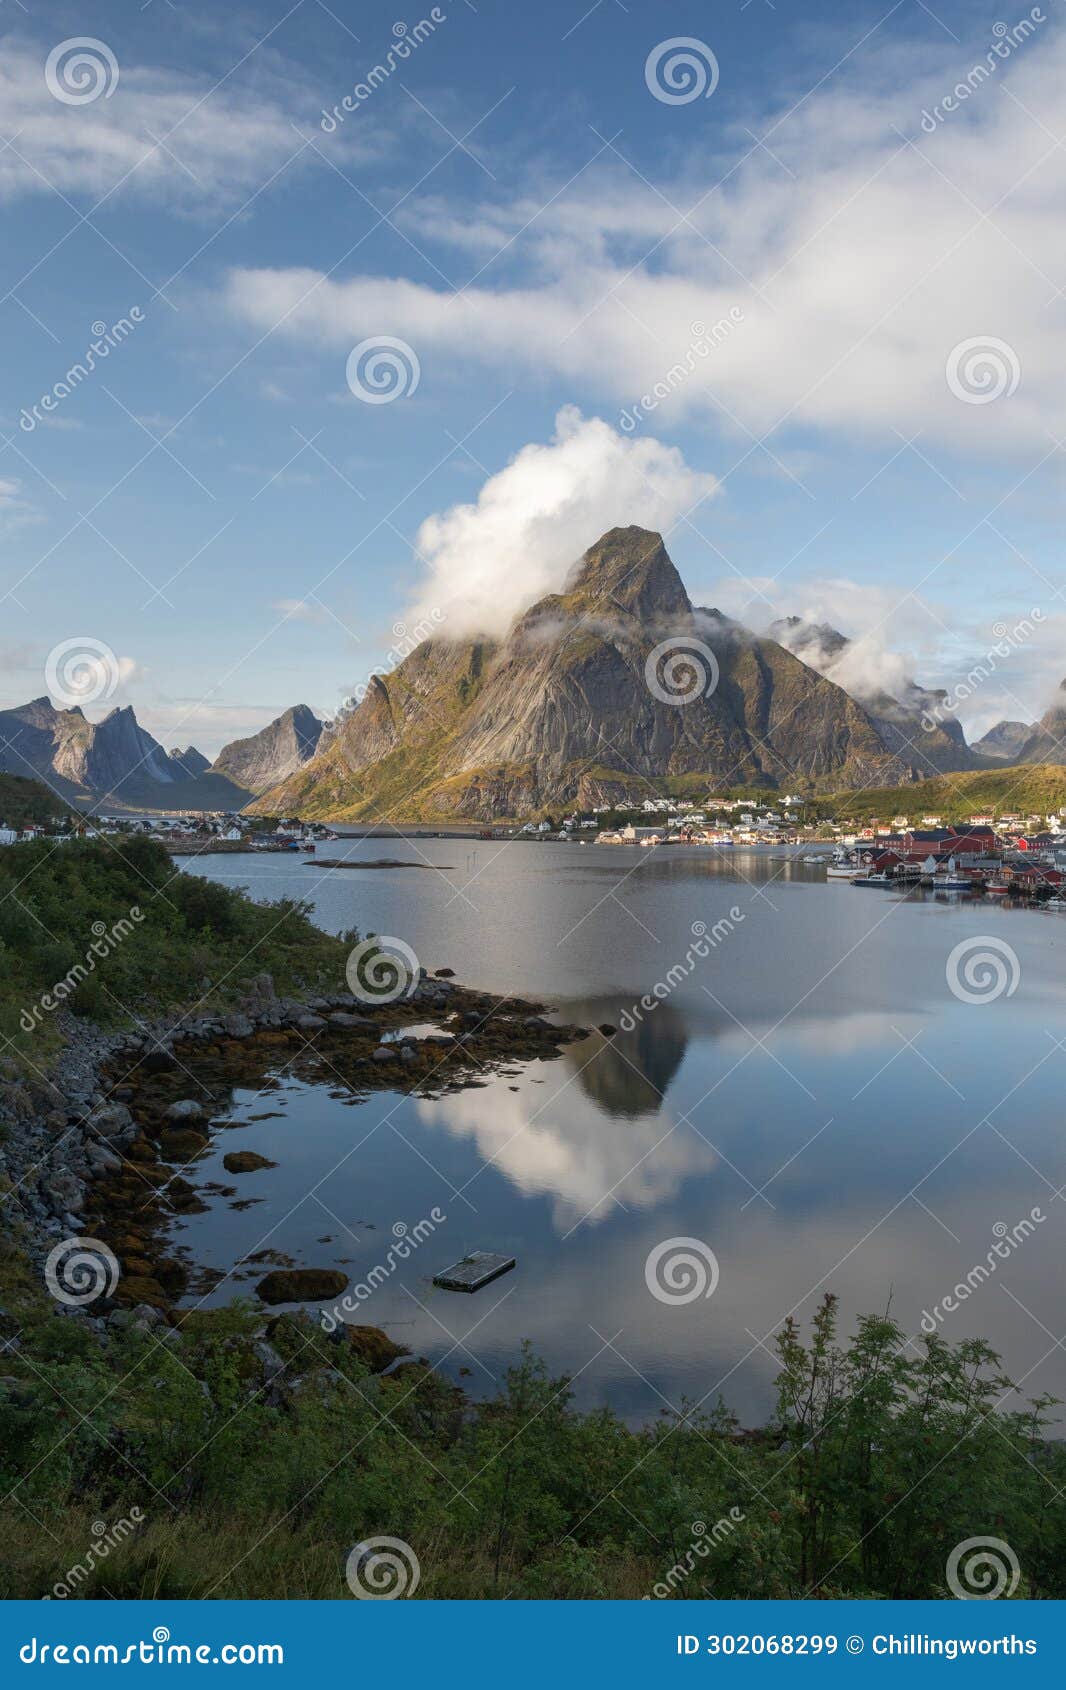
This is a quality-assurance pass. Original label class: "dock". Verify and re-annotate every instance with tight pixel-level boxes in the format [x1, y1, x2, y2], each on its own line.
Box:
[433, 1251, 516, 1292]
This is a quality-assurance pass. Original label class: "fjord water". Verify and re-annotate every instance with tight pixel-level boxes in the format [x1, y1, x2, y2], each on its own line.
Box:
[177, 840, 1066, 1425]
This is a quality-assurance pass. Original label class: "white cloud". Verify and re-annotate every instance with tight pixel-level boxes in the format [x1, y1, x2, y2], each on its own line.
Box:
[0, 476, 39, 533]
[225, 18, 1066, 451]
[270, 598, 324, 622]
[0, 41, 349, 208]
[705, 569, 1066, 734]
[407, 407, 718, 637]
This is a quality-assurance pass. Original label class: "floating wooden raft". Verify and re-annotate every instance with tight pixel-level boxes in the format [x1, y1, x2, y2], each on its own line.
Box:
[433, 1251, 516, 1292]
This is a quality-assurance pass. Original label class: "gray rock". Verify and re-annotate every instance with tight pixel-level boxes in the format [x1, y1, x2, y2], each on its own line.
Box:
[371, 1046, 397, 1062]
[328, 1012, 379, 1031]
[224, 1013, 254, 1039]
[165, 1099, 204, 1122]
[44, 1170, 84, 1213]
[239, 972, 277, 1014]
[254, 1339, 285, 1381]
[296, 1014, 327, 1033]
[142, 1047, 177, 1073]
[130, 1303, 165, 1329]
[86, 1143, 122, 1175]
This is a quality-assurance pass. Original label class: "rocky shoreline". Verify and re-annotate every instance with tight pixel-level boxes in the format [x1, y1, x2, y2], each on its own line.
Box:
[0, 967, 589, 1336]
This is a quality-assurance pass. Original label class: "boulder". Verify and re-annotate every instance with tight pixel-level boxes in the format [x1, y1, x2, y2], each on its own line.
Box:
[44, 1170, 84, 1213]
[371, 1046, 397, 1063]
[129, 1302, 165, 1329]
[88, 1103, 134, 1141]
[224, 1013, 254, 1039]
[115, 1274, 169, 1309]
[142, 1048, 177, 1073]
[340, 1324, 410, 1373]
[253, 1339, 286, 1381]
[255, 1268, 348, 1305]
[159, 1128, 209, 1161]
[328, 1012, 379, 1031]
[86, 1143, 122, 1175]
[239, 973, 277, 1014]
[165, 1099, 204, 1122]
[296, 1014, 327, 1033]
[223, 1151, 278, 1174]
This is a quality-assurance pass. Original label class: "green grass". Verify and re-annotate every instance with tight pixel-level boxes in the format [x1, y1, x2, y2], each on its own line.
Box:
[801, 763, 1066, 825]
[0, 1274, 1061, 1600]
[0, 834, 348, 1061]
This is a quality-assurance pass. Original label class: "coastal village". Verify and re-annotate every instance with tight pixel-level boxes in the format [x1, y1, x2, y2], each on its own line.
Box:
[4, 793, 1066, 900]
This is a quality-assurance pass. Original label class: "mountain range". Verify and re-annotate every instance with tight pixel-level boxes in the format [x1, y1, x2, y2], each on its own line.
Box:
[0, 697, 324, 813]
[4, 528, 1063, 821]
[248, 527, 1019, 822]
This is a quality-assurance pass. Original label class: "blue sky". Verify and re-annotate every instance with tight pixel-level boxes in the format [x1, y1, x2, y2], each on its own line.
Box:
[1, 0, 1064, 755]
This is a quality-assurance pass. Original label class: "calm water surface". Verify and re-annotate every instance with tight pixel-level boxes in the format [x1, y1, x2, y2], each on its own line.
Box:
[175, 839, 1066, 1426]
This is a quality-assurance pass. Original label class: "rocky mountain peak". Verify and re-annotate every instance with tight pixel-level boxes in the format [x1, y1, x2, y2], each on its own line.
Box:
[564, 526, 691, 623]
[211, 705, 324, 795]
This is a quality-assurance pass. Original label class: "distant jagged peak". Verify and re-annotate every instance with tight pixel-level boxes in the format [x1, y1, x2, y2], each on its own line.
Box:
[767, 614, 850, 665]
[211, 704, 325, 794]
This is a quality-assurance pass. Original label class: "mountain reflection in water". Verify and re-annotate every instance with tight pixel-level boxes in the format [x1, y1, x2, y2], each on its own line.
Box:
[173, 840, 1066, 1426]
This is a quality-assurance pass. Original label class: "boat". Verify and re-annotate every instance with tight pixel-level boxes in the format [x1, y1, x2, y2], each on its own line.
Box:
[852, 871, 895, 887]
[301, 842, 316, 853]
[932, 871, 973, 891]
[802, 855, 825, 864]
[984, 876, 1009, 897]
[930, 856, 974, 893]
[826, 861, 863, 879]
[1045, 896, 1066, 909]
